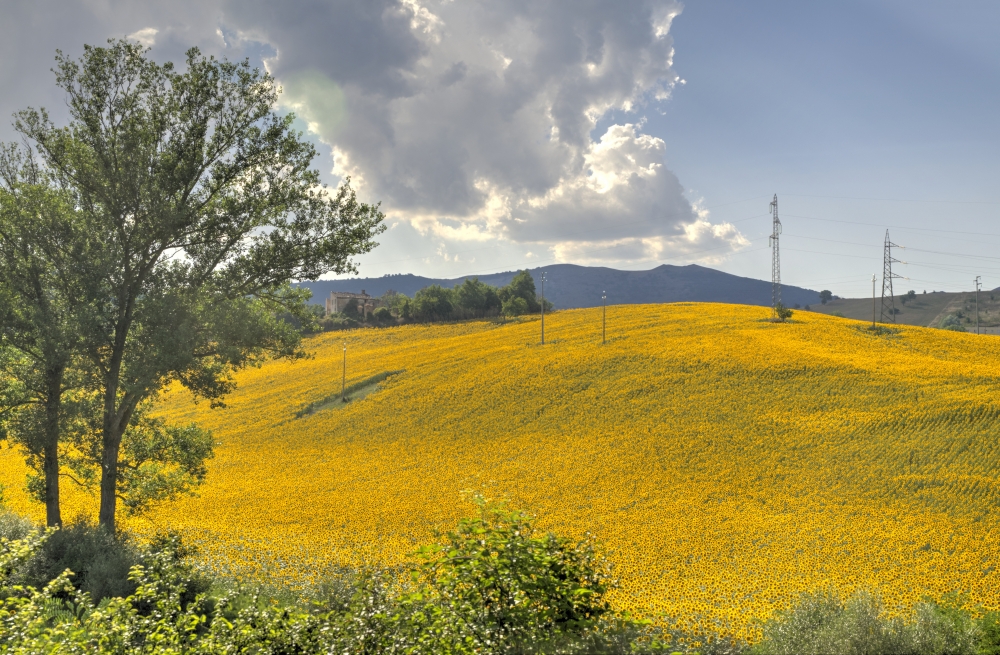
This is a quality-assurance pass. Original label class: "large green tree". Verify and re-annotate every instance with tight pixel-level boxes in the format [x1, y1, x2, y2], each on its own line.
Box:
[13, 40, 384, 532]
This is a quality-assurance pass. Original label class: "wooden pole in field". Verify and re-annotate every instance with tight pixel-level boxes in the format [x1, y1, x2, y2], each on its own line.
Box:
[541, 272, 546, 345]
[872, 274, 877, 328]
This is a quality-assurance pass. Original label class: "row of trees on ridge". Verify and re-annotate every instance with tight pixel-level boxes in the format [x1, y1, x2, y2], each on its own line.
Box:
[302, 271, 552, 332]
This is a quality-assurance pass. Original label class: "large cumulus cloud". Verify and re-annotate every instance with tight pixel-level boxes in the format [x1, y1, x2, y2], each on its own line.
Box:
[0, 0, 747, 266]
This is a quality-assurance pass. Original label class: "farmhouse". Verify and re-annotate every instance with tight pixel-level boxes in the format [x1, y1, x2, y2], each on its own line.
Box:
[325, 290, 380, 318]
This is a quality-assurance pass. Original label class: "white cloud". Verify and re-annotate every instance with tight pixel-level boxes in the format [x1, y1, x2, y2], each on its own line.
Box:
[0, 0, 748, 270]
[220, 0, 746, 263]
[127, 27, 159, 47]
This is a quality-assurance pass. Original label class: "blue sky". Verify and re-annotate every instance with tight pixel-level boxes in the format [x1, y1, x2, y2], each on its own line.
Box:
[1, 1, 997, 297]
[647, 0, 1000, 295]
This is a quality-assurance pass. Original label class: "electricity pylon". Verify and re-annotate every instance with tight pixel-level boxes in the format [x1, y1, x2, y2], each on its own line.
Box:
[880, 230, 905, 323]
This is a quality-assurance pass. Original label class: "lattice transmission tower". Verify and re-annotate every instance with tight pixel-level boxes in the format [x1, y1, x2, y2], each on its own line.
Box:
[769, 194, 782, 318]
[880, 230, 905, 323]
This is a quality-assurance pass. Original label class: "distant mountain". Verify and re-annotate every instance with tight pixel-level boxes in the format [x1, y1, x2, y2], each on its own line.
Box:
[298, 264, 822, 310]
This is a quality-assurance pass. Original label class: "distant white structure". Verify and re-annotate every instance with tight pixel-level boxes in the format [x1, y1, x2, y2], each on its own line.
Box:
[325, 290, 379, 318]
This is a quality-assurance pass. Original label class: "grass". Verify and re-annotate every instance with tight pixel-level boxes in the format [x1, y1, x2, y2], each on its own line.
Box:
[295, 370, 404, 417]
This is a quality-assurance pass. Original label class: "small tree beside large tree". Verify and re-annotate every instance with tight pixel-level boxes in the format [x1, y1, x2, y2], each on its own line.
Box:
[4, 39, 384, 532]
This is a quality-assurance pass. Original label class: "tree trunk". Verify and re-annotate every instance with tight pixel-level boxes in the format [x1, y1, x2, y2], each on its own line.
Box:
[98, 432, 120, 532]
[42, 365, 62, 527]
[98, 317, 130, 534]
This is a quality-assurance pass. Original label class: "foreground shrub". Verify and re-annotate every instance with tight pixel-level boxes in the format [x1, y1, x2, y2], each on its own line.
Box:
[753, 589, 981, 655]
[392, 495, 646, 654]
[6, 519, 140, 602]
[0, 500, 664, 654]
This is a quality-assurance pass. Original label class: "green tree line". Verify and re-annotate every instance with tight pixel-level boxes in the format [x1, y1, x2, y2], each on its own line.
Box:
[309, 270, 554, 331]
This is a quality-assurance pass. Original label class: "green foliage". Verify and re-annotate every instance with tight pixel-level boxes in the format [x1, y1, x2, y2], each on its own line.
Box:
[499, 270, 544, 313]
[340, 298, 363, 317]
[7, 520, 140, 602]
[277, 302, 326, 334]
[58, 398, 214, 516]
[978, 611, 1000, 655]
[454, 277, 503, 318]
[320, 314, 362, 331]
[6, 39, 384, 530]
[940, 315, 966, 332]
[0, 510, 33, 542]
[502, 296, 530, 317]
[0, 153, 87, 527]
[819, 290, 833, 305]
[398, 495, 622, 653]
[320, 272, 551, 331]
[752, 589, 981, 655]
[413, 285, 456, 322]
[0, 501, 661, 654]
[774, 303, 793, 322]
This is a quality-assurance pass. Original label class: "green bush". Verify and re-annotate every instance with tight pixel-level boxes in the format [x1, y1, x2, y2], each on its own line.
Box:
[0, 500, 665, 654]
[319, 314, 360, 331]
[372, 306, 393, 324]
[502, 296, 529, 317]
[0, 510, 32, 542]
[940, 315, 966, 332]
[978, 611, 1000, 655]
[395, 496, 635, 653]
[412, 284, 455, 321]
[753, 590, 980, 655]
[8, 519, 141, 602]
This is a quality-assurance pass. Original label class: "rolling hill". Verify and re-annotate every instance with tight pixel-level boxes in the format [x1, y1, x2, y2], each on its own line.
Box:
[3, 305, 1000, 642]
[808, 288, 1000, 330]
[299, 263, 822, 309]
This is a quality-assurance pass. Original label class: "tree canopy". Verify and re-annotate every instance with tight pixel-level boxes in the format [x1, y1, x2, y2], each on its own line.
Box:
[1, 39, 385, 531]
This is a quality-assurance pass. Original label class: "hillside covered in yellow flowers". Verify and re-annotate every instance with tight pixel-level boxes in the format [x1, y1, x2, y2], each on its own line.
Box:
[4, 303, 1000, 640]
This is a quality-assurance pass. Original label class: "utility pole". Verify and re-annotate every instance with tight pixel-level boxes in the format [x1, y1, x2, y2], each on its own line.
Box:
[342, 342, 347, 402]
[872, 274, 877, 328]
[602, 291, 607, 344]
[540, 271, 546, 345]
[880, 230, 905, 323]
[976, 276, 982, 335]
[769, 194, 782, 319]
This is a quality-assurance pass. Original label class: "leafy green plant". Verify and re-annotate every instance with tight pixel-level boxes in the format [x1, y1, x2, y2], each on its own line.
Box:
[752, 590, 980, 655]
[0, 500, 667, 654]
[395, 495, 650, 654]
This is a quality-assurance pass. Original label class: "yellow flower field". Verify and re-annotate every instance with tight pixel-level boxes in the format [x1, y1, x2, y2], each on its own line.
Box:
[3, 303, 1000, 641]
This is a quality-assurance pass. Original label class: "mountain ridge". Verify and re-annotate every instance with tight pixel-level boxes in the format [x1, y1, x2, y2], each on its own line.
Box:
[297, 263, 822, 310]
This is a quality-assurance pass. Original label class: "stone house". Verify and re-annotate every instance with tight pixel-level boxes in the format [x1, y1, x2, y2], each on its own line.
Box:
[325, 290, 381, 318]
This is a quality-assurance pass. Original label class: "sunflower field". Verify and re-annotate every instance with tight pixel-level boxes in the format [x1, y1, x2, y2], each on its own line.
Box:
[2, 302, 1000, 642]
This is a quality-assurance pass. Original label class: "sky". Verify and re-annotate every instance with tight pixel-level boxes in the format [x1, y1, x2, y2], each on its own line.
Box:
[0, 0, 997, 297]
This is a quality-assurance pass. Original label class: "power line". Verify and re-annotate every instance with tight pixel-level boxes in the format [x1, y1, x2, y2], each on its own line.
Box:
[782, 193, 1000, 205]
[782, 213, 1000, 239]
